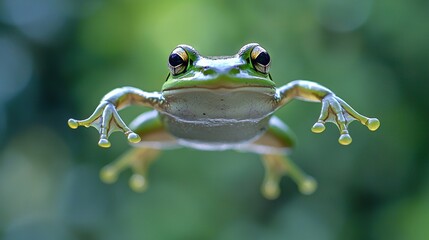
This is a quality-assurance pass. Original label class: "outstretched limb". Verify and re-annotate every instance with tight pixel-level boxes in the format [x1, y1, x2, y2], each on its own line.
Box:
[276, 80, 380, 145]
[100, 147, 160, 192]
[244, 116, 316, 199]
[262, 154, 317, 199]
[68, 87, 166, 148]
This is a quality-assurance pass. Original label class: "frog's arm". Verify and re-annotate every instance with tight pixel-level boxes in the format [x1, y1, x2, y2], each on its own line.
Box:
[68, 87, 166, 148]
[275, 80, 380, 145]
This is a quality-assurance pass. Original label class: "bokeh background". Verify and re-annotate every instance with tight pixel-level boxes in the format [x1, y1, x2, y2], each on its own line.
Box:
[0, 0, 428, 239]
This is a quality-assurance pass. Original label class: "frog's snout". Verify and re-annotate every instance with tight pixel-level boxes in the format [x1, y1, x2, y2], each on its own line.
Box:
[202, 65, 240, 76]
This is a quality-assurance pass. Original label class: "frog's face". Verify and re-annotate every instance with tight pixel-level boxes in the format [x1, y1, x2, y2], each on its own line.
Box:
[159, 43, 278, 124]
[162, 43, 275, 91]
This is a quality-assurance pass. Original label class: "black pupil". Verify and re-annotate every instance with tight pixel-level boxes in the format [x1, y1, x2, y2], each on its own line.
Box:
[255, 52, 270, 65]
[169, 53, 184, 66]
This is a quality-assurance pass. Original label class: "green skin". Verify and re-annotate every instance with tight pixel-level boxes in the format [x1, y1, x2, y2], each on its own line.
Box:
[68, 43, 380, 199]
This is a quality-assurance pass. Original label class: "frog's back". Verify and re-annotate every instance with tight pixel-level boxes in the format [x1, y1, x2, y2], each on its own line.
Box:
[160, 87, 276, 150]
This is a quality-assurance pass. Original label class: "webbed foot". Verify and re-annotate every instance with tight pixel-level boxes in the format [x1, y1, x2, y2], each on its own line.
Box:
[311, 95, 380, 145]
[100, 148, 159, 192]
[261, 154, 317, 199]
[68, 101, 141, 148]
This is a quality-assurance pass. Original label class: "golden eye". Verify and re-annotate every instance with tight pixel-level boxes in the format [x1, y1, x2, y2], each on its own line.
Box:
[168, 47, 188, 75]
[250, 46, 271, 74]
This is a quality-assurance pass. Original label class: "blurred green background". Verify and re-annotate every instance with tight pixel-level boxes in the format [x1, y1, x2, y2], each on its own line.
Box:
[0, 0, 428, 239]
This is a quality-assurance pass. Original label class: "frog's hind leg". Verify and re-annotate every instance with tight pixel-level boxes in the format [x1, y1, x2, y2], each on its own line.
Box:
[246, 116, 317, 199]
[100, 110, 177, 192]
[260, 155, 317, 199]
[100, 148, 160, 192]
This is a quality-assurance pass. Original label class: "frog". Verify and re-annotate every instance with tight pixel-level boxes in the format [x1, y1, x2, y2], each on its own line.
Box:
[68, 43, 380, 199]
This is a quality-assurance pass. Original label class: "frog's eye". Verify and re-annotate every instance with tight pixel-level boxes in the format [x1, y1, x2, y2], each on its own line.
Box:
[250, 46, 271, 74]
[168, 47, 189, 75]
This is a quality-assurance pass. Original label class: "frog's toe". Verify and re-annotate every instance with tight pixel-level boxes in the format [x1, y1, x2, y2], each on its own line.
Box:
[68, 118, 94, 129]
[262, 179, 280, 200]
[126, 132, 141, 143]
[366, 118, 380, 131]
[129, 173, 148, 192]
[100, 165, 119, 184]
[67, 118, 80, 129]
[298, 176, 317, 195]
[98, 138, 111, 148]
[311, 121, 326, 133]
[338, 131, 352, 145]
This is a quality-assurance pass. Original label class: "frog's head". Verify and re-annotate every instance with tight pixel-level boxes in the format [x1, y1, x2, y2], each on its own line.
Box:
[162, 43, 276, 91]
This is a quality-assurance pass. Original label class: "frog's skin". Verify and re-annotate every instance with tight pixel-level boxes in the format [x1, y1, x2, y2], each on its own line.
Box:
[68, 43, 380, 199]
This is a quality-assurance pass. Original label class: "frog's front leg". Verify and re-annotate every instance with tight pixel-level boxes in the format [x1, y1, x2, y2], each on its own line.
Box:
[276, 80, 380, 145]
[68, 87, 166, 148]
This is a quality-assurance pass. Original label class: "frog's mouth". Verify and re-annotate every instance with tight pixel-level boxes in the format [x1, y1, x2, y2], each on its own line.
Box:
[162, 85, 276, 96]
[162, 72, 276, 91]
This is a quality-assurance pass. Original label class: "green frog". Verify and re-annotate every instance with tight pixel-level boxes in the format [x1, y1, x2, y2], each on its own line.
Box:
[68, 43, 380, 199]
